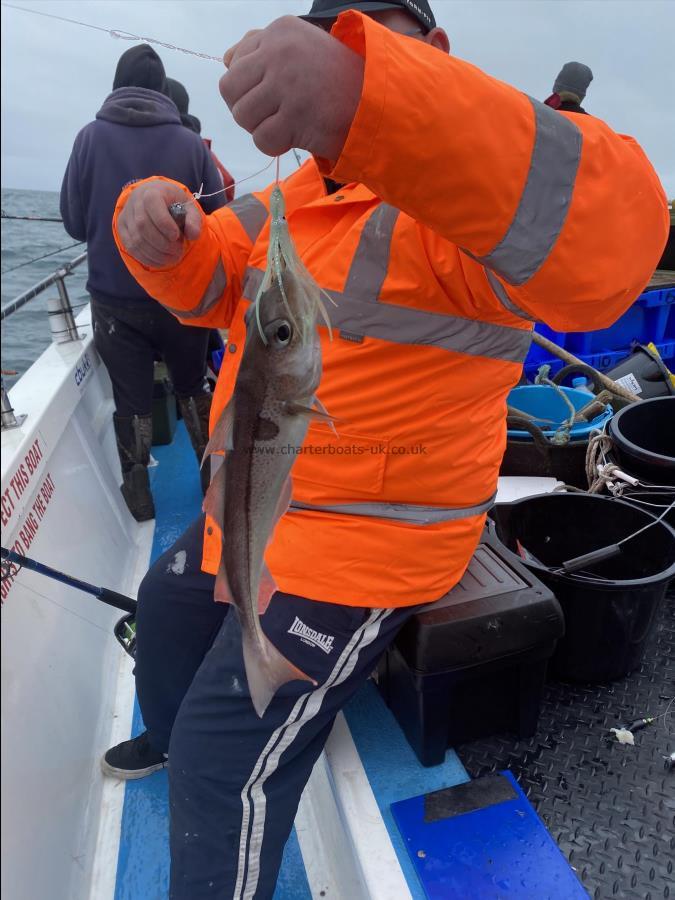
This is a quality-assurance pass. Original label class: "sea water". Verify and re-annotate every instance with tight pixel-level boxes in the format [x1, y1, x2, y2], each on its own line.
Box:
[1, 187, 89, 376]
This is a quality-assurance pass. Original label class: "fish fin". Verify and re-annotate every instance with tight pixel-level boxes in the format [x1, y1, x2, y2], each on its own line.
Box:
[202, 461, 226, 523]
[258, 562, 277, 614]
[243, 628, 316, 718]
[202, 400, 234, 462]
[214, 558, 234, 605]
[284, 401, 338, 425]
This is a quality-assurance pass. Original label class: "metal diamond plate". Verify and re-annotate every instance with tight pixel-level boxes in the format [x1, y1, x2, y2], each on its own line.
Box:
[458, 588, 675, 900]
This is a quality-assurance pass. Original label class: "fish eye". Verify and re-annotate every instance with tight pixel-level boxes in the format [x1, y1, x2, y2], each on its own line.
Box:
[265, 319, 293, 348]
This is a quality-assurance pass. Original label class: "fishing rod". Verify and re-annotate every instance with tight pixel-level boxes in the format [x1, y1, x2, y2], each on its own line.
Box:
[1, 240, 86, 276]
[1, 211, 64, 223]
[1, 547, 137, 656]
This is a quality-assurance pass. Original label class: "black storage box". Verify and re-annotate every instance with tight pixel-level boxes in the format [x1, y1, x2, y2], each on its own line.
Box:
[377, 537, 564, 766]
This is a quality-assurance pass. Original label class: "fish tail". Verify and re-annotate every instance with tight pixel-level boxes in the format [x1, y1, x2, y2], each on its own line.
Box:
[242, 628, 316, 718]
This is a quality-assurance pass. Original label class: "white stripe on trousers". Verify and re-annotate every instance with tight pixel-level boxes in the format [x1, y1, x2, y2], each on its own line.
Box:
[233, 608, 392, 899]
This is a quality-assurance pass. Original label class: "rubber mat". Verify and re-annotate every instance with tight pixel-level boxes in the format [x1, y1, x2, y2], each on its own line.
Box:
[458, 589, 675, 900]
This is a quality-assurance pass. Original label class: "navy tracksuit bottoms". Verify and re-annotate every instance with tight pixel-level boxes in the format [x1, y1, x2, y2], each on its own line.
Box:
[134, 515, 422, 899]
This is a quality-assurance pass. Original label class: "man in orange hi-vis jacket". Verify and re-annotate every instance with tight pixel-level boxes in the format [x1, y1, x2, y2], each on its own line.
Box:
[103, 2, 668, 896]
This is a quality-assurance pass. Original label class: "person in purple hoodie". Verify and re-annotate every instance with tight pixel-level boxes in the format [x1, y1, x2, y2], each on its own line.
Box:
[60, 44, 225, 521]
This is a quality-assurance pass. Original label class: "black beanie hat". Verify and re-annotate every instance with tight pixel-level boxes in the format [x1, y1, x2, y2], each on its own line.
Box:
[113, 44, 168, 95]
[166, 78, 190, 115]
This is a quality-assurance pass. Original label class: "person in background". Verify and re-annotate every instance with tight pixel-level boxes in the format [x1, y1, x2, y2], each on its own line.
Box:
[60, 45, 225, 521]
[166, 77, 236, 202]
[544, 61, 593, 114]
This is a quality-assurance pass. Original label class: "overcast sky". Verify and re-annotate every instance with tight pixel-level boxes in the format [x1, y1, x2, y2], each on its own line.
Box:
[1, 0, 673, 198]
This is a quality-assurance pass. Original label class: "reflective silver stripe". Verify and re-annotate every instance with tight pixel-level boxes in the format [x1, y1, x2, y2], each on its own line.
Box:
[290, 495, 495, 525]
[227, 194, 268, 244]
[241, 264, 531, 362]
[477, 97, 582, 286]
[237, 609, 392, 900]
[344, 203, 399, 299]
[328, 290, 532, 362]
[484, 268, 538, 323]
[164, 258, 227, 320]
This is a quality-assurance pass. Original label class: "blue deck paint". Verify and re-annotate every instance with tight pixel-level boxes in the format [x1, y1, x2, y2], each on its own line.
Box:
[114, 423, 311, 900]
[344, 682, 470, 899]
[390, 770, 589, 899]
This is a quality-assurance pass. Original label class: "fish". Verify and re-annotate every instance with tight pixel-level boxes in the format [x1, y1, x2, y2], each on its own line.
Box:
[202, 187, 334, 716]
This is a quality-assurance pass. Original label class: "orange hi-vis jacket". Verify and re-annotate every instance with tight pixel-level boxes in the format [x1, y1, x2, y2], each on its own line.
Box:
[114, 12, 668, 608]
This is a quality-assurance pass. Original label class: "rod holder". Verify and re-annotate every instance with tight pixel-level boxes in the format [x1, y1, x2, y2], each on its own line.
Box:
[1, 376, 26, 431]
[48, 275, 81, 344]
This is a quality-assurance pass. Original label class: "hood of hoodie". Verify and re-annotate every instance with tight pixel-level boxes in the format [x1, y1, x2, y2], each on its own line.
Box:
[113, 43, 168, 94]
[96, 87, 182, 127]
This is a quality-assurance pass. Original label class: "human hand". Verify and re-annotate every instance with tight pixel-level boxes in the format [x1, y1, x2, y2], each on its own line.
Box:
[220, 16, 364, 161]
[116, 180, 202, 268]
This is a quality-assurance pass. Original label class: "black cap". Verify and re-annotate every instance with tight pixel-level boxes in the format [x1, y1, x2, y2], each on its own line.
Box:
[112, 44, 167, 95]
[302, 0, 435, 33]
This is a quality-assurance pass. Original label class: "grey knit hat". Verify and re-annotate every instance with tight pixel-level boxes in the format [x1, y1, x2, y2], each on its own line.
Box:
[553, 62, 594, 101]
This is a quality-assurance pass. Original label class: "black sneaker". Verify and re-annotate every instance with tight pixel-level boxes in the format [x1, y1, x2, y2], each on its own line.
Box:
[101, 730, 167, 780]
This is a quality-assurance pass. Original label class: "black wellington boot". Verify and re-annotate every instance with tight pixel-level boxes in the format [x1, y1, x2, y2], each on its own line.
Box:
[177, 392, 212, 495]
[113, 413, 155, 522]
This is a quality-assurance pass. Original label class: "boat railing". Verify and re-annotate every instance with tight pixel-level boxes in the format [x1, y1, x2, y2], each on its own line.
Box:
[1, 251, 88, 431]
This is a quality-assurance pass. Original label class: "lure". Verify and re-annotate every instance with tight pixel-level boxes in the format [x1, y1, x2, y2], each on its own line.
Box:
[254, 185, 334, 345]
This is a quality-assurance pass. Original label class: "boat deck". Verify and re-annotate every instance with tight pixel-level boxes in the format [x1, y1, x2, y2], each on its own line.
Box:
[459, 587, 674, 900]
[113, 422, 471, 899]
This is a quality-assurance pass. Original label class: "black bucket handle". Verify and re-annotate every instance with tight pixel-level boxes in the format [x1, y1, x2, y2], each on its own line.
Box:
[506, 415, 554, 460]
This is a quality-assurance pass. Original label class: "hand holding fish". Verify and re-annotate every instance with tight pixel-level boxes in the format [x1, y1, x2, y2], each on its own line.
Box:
[116, 179, 202, 268]
[220, 16, 364, 160]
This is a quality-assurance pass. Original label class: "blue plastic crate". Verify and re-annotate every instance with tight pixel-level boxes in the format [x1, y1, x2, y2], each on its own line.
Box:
[523, 339, 675, 383]
[568, 287, 674, 356]
[524, 288, 674, 377]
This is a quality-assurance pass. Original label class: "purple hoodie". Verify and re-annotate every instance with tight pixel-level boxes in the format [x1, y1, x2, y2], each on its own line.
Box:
[60, 86, 225, 306]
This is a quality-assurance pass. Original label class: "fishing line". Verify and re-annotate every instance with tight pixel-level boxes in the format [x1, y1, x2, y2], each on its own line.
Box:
[1, 3, 223, 63]
[1, 213, 64, 223]
[1, 240, 85, 275]
[188, 157, 278, 208]
[2, 575, 121, 642]
[4, 6, 300, 211]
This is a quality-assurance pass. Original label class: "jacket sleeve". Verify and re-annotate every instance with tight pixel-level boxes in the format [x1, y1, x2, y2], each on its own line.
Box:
[320, 12, 669, 331]
[112, 176, 270, 329]
[59, 134, 87, 242]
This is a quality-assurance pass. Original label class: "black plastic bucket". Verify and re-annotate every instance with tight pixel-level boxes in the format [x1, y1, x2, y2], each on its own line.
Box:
[608, 396, 675, 484]
[488, 493, 675, 682]
[500, 424, 590, 488]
